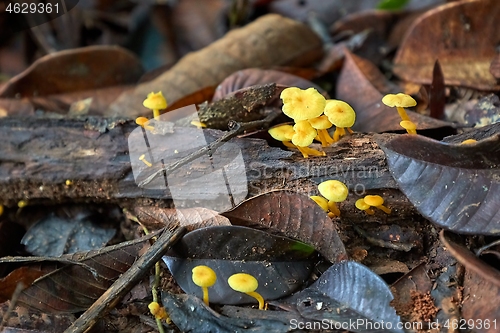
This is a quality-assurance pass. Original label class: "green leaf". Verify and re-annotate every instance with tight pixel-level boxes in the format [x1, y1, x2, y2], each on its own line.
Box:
[376, 0, 409, 10]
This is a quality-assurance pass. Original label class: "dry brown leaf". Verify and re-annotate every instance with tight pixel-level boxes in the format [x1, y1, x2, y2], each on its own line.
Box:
[134, 207, 231, 231]
[393, 0, 500, 90]
[107, 14, 323, 118]
[0, 46, 144, 98]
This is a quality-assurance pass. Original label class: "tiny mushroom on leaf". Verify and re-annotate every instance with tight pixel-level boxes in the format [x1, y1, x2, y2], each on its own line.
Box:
[280, 87, 326, 121]
[382, 93, 416, 122]
[228, 273, 265, 310]
[318, 180, 349, 217]
[355, 198, 375, 215]
[399, 120, 417, 135]
[143, 91, 167, 119]
[363, 195, 392, 214]
[323, 100, 356, 142]
[461, 139, 477, 144]
[192, 265, 217, 306]
[148, 302, 169, 321]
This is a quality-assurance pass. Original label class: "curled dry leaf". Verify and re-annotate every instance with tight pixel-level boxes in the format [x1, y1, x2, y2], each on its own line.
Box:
[212, 68, 326, 101]
[107, 14, 323, 118]
[0, 231, 158, 313]
[378, 134, 500, 235]
[337, 50, 453, 133]
[134, 206, 231, 231]
[440, 231, 500, 332]
[221, 190, 347, 263]
[0, 46, 144, 98]
[393, 0, 500, 90]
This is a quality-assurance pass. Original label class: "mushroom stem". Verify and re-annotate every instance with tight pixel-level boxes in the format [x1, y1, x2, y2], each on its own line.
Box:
[317, 129, 334, 146]
[328, 201, 341, 217]
[296, 146, 325, 158]
[246, 291, 265, 310]
[376, 205, 392, 214]
[139, 154, 152, 167]
[201, 287, 209, 306]
[153, 109, 160, 119]
[396, 107, 410, 121]
[333, 127, 346, 142]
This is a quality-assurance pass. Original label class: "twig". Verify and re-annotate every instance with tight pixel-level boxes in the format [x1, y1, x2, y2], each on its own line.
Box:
[138, 110, 281, 187]
[63, 226, 187, 333]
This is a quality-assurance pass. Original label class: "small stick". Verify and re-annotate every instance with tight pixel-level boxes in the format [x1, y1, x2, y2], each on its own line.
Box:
[64, 226, 187, 333]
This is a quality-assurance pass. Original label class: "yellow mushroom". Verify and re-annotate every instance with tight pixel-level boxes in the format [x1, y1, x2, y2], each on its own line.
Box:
[269, 123, 324, 158]
[268, 124, 295, 142]
[280, 87, 326, 121]
[317, 180, 348, 217]
[461, 139, 477, 144]
[309, 115, 334, 147]
[192, 265, 217, 306]
[399, 120, 417, 135]
[136, 116, 155, 131]
[143, 91, 167, 119]
[355, 198, 375, 215]
[292, 121, 324, 158]
[323, 100, 356, 142]
[382, 93, 416, 122]
[139, 154, 152, 167]
[148, 301, 169, 321]
[363, 195, 391, 214]
[310, 195, 329, 212]
[228, 273, 265, 310]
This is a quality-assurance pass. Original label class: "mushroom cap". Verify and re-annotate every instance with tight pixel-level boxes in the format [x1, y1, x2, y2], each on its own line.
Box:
[308, 115, 333, 130]
[268, 124, 295, 141]
[324, 100, 356, 128]
[310, 195, 329, 212]
[192, 265, 217, 288]
[355, 198, 371, 210]
[136, 117, 149, 126]
[143, 91, 167, 110]
[382, 93, 416, 108]
[399, 120, 417, 131]
[292, 120, 317, 147]
[228, 273, 258, 293]
[364, 195, 384, 206]
[280, 87, 326, 121]
[461, 139, 477, 145]
[318, 180, 348, 202]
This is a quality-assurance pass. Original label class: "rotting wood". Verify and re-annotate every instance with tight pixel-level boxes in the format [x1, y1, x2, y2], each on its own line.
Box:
[0, 116, 402, 210]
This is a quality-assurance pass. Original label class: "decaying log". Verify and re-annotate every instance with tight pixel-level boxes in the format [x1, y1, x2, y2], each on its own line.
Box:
[0, 116, 409, 216]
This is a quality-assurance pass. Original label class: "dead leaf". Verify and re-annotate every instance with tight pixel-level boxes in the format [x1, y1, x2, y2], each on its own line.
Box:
[0, 231, 158, 313]
[429, 59, 445, 119]
[0, 46, 144, 98]
[212, 68, 326, 101]
[337, 50, 454, 132]
[134, 206, 231, 231]
[393, 0, 500, 90]
[221, 190, 347, 263]
[107, 14, 323, 118]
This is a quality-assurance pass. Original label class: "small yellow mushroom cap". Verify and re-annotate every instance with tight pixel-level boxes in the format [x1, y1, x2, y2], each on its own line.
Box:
[292, 120, 317, 147]
[461, 139, 477, 144]
[399, 120, 417, 131]
[324, 100, 356, 128]
[280, 87, 326, 121]
[382, 93, 416, 108]
[318, 180, 348, 202]
[308, 115, 333, 130]
[310, 195, 329, 212]
[192, 265, 217, 288]
[355, 198, 371, 210]
[228, 273, 259, 293]
[268, 124, 295, 142]
[143, 91, 167, 110]
[364, 195, 384, 206]
[136, 117, 150, 126]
